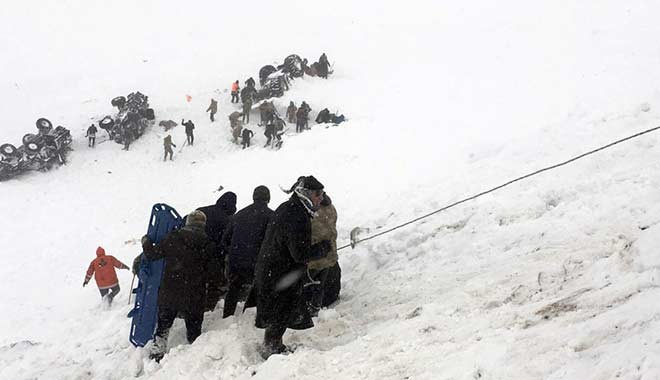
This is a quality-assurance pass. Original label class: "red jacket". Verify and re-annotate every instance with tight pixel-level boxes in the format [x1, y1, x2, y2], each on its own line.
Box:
[85, 247, 128, 289]
[231, 82, 239, 93]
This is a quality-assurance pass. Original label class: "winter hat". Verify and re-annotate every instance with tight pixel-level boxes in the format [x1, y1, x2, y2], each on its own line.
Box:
[301, 175, 324, 191]
[216, 192, 237, 215]
[96, 246, 106, 257]
[287, 176, 324, 216]
[253, 185, 271, 203]
[186, 210, 207, 227]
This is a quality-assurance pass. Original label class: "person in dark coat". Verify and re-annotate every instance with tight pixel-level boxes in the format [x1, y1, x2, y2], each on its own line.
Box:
[318, 53, 330, 79]
[196, 192, 237, 311]
[221, 186, 274, 318]
[245, 77, 256, 89]
[254, 176, 332, 358]
[241, 128, 254, 149]
[264, 120, 275, 148]
[86, 124, 98, 148]
[182, 119, 195, 146]
[141, 210, 216, 362]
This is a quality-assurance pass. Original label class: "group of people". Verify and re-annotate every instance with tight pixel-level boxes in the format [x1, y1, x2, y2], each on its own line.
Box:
[142, 176, 339, 361]
[83, 176, 340, 362]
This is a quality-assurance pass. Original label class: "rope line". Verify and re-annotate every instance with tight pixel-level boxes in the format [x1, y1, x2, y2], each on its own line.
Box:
[337, 125, 660, 251]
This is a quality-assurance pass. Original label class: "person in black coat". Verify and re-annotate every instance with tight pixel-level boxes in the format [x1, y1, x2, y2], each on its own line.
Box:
[141, 210, 216, 362]
[182, 119, 195, 146]
[221, 186, 274, 318]
[86, 124, 98, 147]
[196, 192, 237, 311]
[241, 128, 254, 149]
[254, 176, 331, 358]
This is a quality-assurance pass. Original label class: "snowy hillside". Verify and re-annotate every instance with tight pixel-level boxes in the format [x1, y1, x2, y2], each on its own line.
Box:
[2, 1, 660, 379]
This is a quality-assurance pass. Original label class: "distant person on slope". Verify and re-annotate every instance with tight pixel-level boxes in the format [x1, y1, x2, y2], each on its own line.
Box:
[86, 124, 98, 148]
[231, 80, 240, 103]
[286, 101, 297, 124]
[242, 96, 253, 124]
[83, 247, 129, 305]
[206, 99, 218, 122]
[182, 119, 195, 146]
[163, 134, 176, 161]
[141, 211, 215, 362]
[242, 128, 254, 149]
[221, 186, 274, 318]
[253, 176, 331, 358]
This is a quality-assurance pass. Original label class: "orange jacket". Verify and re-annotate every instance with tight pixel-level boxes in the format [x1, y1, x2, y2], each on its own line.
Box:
[85, 247, 128, 289]
[231, 82, 239, 92]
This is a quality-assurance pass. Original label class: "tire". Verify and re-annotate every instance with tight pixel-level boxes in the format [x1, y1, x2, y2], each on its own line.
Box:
[145, 108, 155, 120]
[25, 140, 42, 154]
[35, 118, 53, 130]
[99, 116, 115, 130]
[0, 143, 17, 157]
[111, 96, 127, 109]
[283, 54, 303, 77]
[259, 65, 277, 86]
[22, 133, 37, 146]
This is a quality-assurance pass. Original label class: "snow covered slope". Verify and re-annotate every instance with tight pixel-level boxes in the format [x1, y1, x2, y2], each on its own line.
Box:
[2, 1, 660, 378]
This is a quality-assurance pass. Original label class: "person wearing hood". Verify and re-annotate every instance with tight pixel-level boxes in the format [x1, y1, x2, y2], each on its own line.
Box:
[222, 186, 274, 318]
[304, 192, 339, 316]
[253, 176, 332, 358]
[83, 247, 129, 305]
[196, 192, 238, 311]
[141, 210, 216, 362]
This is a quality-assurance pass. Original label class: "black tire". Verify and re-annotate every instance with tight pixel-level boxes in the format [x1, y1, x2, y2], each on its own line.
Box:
[25, 140, 42, 154]
[145, 108, 155, 120]
[283, 54, 303, 77]
[99, 116, 114, 130]
[35, 118, 53, 130]
[22, 133, 37, 146]
[259, 65, 277, 86]
[0, 143, 17, 157]
[111, 96, 127, 109]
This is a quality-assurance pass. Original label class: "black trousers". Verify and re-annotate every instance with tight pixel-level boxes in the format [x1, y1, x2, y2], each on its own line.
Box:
[303, 268, 329, 315]
[155, 307, 203, 344]
[231, 93, 239, 103]
[242, 138, 251, 149]
[187, 132, 194, 145]
[88, 136, 96, 147]
[223, 269, 254, 318]
[210, 112, 215, 122]
[99, 285, 120, 303]
[164, 149, 173, 161]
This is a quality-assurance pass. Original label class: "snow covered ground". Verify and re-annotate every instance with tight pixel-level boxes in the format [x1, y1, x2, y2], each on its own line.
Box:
[2, 1, 660, 378]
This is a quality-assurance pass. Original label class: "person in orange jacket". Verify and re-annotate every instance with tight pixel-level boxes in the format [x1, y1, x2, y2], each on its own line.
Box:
[231, 80, 240, 103]
[83, 246, 129, 304]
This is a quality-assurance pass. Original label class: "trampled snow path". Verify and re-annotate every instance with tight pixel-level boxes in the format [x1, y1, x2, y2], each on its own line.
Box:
[2, 1, 660, 379]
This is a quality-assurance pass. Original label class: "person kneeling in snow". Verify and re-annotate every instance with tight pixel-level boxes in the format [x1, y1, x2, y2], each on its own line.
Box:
[141, 210, 216, 362]
[83, 247, 129, 305]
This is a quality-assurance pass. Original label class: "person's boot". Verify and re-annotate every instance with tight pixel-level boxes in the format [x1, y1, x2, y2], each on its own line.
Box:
[149, 335, 167, 363]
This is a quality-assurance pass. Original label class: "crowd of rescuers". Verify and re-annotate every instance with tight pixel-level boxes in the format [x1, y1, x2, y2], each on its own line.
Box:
[123, 175, 339, 361]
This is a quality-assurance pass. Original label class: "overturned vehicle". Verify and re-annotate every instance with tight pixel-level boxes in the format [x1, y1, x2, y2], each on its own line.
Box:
[0, 118, 72, 181]
[98, 91, 155, 146]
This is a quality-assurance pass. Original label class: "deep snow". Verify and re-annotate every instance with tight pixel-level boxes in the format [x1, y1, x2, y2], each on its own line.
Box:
[2, 1, 660, 379]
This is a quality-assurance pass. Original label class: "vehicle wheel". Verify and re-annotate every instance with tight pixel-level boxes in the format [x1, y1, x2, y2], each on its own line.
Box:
[111, 96, 127, 109]
[0, 143, 17, 156]
[99, 116, 115, 130]
[22, 133, 37, 146]
[35, 118, 53, 130]
[26, 140, 42, 154]
[259, 65, 277, 86]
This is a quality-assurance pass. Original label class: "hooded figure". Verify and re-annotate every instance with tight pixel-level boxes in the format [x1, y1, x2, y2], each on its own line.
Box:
[196, 192, 238, 310]
[142, 210, 216, 362]
[221, 186, 275, 318]
[253, 176, 332, 358]
[84, 247, 129, 304]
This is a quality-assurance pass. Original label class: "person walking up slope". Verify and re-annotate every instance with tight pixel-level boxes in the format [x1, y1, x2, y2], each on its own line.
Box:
[163, 134, 176, 161]
[83, 247, 129, 306]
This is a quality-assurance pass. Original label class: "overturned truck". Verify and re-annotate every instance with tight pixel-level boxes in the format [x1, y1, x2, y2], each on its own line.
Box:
[0, 118, 72, 181]
[98, 91, 155, 146]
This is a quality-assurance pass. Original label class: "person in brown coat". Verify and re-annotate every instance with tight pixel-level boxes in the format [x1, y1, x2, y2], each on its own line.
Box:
[286, 101, 297, 124]
[304, 192, 338, 315]
[163, 134, 176, 161]
[206, 99, 218, 122]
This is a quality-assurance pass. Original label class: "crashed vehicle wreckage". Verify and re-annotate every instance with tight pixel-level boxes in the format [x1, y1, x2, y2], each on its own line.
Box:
[98, 91, 155, 146]
[0, 118, 73, 181]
